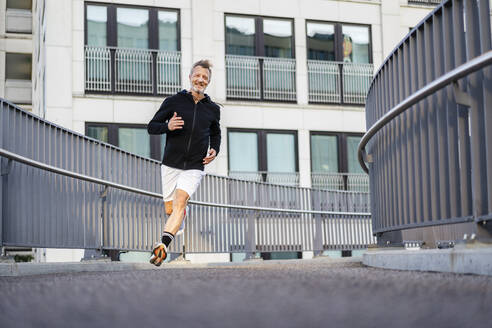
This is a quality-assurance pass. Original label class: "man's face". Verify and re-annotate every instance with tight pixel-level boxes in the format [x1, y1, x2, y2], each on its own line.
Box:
[190, 66, 210, 94]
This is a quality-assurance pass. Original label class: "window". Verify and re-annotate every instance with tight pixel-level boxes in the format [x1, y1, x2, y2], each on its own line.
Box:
[228, 129, 298, 185]
[306, 21, 373, 105]
[6, 53, 32, 80]
[225, 15, 294, 58]
[342, 25, 370, 64]
[7, 0, 31, 9]
[5, 53, 32, 104]
[310, 132, 367, 191]
[86, 123, 166, 161]
[84, 3, 180, 96]
[225, 15, 296, 102]
[307, 22, 371, 63]
[307, 22, 335, 61]
[86, 5, 107, 47]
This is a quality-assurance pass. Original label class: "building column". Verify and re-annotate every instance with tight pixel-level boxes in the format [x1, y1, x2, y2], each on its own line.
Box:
[295, 17, 308, 106]
[298, 129, 311, 188]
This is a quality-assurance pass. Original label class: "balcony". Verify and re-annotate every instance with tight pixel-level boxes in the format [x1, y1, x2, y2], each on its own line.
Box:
[311, 172, 369, 192]
[225, 55, 296, 102]
[307, 60, 373, 105]
[229, 171, 299, 186]
[84, 46, 181, 96]
[408, 0, 441, 5]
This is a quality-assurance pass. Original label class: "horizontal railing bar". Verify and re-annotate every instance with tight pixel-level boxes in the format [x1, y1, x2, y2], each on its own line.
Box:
[85, 45, 181, 54]
[0, 148, 370, 217]
[358, 50, 492, 173]
[372, 216, 475, 234]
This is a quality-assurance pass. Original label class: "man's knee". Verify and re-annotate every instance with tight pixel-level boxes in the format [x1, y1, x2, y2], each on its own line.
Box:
[173, 190, 189, 211]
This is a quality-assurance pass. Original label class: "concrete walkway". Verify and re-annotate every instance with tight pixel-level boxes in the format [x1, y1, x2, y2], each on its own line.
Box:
[1, 257, 491, 328]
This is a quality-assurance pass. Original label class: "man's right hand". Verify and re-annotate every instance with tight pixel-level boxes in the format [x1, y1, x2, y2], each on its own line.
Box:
[168, 112, 184, 131]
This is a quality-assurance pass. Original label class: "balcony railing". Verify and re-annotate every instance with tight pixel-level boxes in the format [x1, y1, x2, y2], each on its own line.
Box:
[225, 55, 296, 102]
[229, 171, 299, 186]
[85, 46, 181, 96]
[307, 60, 373, 105]
[408, 0, 441, 5]
[311, 173, 369, 192]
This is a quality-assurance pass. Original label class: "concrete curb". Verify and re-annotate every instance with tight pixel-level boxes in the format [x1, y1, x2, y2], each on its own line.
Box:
[0, 260, 201, 277]
[363, 246, 492, 276]
[0, 257, 361, 277]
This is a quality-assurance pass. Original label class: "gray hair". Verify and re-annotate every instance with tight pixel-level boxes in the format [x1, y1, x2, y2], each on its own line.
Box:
[189, 59, 213, 81]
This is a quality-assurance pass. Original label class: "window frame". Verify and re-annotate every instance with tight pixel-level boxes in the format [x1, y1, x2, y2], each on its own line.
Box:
[305, 20, 373, 64]
[309, 131, 364, 174]
[85, 122, 164, 161]
[84, 2, 181, 97]
[224, 13, 296, 58]
[84, 2, 181, 50]
[5, 52, 32, 80]
[227, 128, 299, 174]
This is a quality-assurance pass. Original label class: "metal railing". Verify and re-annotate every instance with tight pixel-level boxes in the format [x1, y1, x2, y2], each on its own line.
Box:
[358, 0, 492, 246]
[225, 55, 297, 102]
[408, 0, 442, 5]
[0, 98, 373, 257]
[307, 60, 373, 105]
[228, 171, 300, 186]
[311, 173, 369, 192]
[85, 46, 181, 96]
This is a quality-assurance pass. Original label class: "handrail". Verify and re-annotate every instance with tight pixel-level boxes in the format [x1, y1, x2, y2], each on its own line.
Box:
[358, 50, 492, 173]
[0, 148, 370, 217]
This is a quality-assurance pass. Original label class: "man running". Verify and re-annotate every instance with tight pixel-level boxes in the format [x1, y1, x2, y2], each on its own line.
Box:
[147, 59, 221, 266]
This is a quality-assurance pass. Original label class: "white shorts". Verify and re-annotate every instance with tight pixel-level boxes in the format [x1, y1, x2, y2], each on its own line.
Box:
[161, 165, 205, 202]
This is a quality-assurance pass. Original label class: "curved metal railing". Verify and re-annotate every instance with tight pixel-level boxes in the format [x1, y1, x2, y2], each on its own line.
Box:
[0, 98, 373, 257]
[358, 0, 492, 245]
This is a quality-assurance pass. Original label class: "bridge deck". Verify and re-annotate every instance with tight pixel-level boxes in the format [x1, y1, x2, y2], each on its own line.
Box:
[1, 258, 491, 327]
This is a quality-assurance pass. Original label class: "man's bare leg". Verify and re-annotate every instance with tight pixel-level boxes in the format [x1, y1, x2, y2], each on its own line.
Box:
[163, 189, 189, 235]
[150, 189, 189, 266]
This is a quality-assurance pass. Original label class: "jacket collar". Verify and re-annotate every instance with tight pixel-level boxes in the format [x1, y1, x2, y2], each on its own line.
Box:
[179, 89, 211, 104]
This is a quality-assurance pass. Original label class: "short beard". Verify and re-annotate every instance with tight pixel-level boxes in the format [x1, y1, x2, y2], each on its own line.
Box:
[191, 85, 205, 94]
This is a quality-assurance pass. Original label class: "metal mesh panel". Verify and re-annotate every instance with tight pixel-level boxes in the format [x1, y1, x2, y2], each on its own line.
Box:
[307, 60, 341, 103]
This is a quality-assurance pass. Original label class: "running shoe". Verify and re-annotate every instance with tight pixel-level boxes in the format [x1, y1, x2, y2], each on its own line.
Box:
[149, 242, 167, 266]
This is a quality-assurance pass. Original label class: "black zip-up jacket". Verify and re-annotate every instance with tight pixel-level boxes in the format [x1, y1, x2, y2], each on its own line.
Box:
[147, 90, 221, 171]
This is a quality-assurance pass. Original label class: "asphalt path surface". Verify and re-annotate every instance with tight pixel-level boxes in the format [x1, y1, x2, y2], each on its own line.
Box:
[1, 258, 491, 328]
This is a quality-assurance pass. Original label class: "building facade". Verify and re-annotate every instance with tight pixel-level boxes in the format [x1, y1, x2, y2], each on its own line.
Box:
[6, 0, 435, 189]
[1, 0, 439, 262]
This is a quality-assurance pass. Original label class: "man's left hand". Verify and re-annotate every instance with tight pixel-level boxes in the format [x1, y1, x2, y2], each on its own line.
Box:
[203, 148, 217, 165]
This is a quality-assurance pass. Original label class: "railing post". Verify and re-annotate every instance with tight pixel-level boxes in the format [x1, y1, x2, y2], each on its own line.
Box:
[259, 58, 264, 101]
[82, 185, 109, 261]
[339, 63, 344, 104]
[0, 159, 13, 249]
[310, 189, 322, 256]
[152, 50, 158, 96]
[110, 48, 116, 93]
[244, 210, 260, 260]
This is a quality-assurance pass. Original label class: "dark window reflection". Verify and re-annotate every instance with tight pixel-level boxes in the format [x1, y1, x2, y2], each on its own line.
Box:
[307, 22, 335, 61]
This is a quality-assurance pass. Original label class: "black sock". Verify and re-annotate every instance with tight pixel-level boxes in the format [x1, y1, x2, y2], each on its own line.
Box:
[161, 231, 174, 247]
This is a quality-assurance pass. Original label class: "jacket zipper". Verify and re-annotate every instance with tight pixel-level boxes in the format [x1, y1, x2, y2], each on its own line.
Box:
[183, 103, 198, 169]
